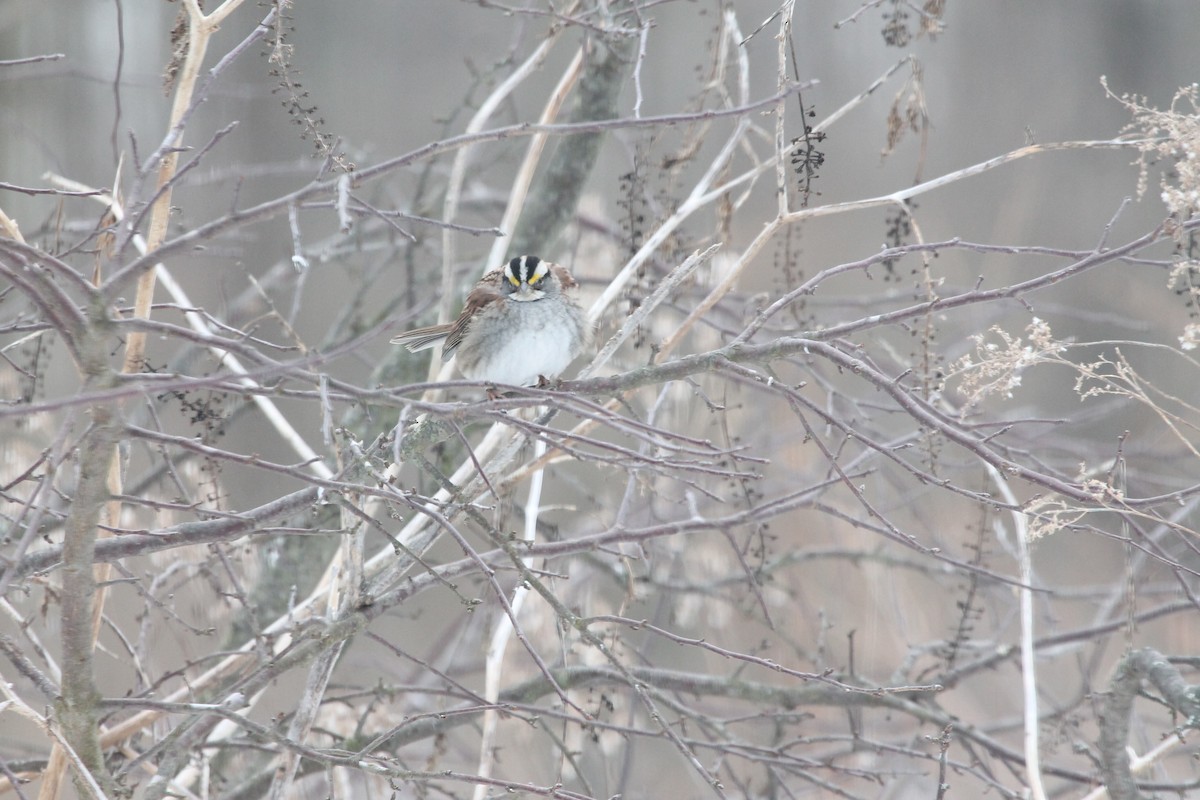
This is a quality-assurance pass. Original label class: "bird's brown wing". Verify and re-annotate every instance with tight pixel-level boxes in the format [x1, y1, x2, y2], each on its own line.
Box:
[391, 270, 506, 358]
[441, 270, 505, 359]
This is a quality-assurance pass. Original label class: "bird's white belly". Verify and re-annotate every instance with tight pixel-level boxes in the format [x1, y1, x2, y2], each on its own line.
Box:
[458, 301, 582, 386]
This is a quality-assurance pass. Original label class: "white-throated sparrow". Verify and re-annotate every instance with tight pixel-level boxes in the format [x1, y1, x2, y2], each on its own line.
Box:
[391, 255, 589, 387]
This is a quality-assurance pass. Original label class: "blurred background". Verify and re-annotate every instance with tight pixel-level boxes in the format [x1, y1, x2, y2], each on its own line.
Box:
[2, 2, 1200, 798]
[4, 2, 1197, 275]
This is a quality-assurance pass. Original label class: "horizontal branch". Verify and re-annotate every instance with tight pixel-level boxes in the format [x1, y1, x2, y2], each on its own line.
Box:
[0, 180, 106, 197]
[0, 53, 65, 67]
[11, 487, 319, 579]
[386, 662, 938, 751]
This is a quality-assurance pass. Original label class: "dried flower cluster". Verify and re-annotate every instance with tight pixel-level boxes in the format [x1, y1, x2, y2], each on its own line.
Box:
[1106, 79, 1200, 219]
[947, 317, 1065, 410]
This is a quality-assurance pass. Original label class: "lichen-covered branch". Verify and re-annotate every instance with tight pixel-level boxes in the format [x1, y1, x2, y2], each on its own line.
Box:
[1098, 648, 1200, 800]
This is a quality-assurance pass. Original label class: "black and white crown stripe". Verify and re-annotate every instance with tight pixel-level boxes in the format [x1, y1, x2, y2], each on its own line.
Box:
[504, 255, 550, 287]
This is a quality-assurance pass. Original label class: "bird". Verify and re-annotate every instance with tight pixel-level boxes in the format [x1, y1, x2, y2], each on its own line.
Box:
[391, 255, 589, 388]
